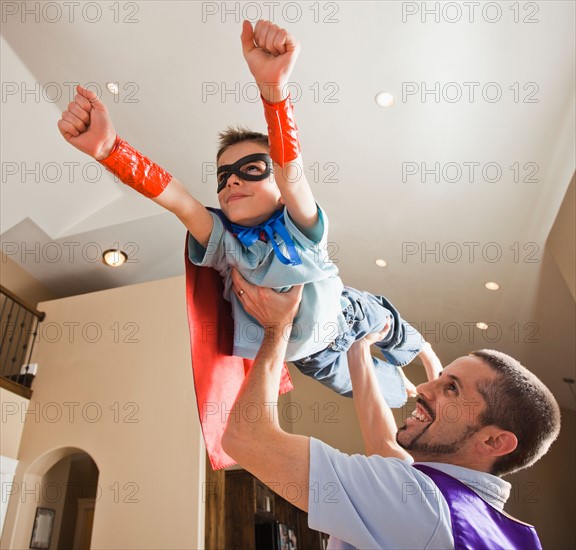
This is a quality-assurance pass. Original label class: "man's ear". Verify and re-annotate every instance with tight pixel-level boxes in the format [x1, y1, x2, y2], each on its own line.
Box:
[478, 427, 518, 458]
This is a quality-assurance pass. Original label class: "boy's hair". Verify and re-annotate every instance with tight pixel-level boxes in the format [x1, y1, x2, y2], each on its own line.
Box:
[471, 349, 561, 477]
[217, 126, 269, 162]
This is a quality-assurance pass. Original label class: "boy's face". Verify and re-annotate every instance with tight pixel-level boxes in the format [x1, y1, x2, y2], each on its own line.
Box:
[217, 141, 283, 226]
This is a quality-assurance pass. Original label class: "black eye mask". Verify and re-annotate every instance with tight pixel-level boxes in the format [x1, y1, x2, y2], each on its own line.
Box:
[216, 153, 272, 193]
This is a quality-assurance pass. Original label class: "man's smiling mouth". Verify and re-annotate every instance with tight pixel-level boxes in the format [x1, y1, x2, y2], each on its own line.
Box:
[410, 398, 435, 423]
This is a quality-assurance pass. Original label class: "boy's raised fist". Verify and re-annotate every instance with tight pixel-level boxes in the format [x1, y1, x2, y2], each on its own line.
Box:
[57, 85, 117, 160]
[240, 20, 300, 103]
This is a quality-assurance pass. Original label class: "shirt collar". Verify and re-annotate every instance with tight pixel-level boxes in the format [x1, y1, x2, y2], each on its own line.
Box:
[414, 461, 511, 510]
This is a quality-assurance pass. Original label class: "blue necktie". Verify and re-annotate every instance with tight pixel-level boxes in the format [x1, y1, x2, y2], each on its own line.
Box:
[229, 209, 302, 266]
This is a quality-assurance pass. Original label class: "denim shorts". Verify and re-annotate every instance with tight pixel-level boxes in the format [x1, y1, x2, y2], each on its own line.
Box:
[292, 287, 425, 405]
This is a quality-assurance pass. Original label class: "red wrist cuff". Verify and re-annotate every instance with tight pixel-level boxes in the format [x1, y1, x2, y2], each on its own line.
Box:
[99, 136, 172, 198]
[262, 95, 301, 167]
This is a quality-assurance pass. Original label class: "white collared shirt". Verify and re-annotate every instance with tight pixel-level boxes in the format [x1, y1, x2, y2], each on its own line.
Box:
[308, 438, 511, 550]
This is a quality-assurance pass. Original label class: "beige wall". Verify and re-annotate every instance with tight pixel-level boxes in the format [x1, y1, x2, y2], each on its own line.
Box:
[0, 252, 58, 308]
[279, 365, 364, 454]
[547, 174, 576, 300]
[506, 407, 576, 549]
[1, 275, 205, 550]
[0, 388, 30, 459]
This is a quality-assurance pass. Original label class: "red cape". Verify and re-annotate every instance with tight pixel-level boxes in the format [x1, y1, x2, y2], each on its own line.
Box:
[184, 235, 293, 470]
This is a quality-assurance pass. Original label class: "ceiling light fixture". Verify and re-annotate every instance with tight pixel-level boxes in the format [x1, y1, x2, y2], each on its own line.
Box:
[476, 322, 489, 330]
[374, 259, 387, 267]
[484, 282, 500, 290]
[375, 92, 395, 107]
[106, 82, 120, 95]
[102, 249, 128, 267]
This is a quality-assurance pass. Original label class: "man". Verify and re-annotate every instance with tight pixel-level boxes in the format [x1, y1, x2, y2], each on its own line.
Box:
[222, 269, 561, 549]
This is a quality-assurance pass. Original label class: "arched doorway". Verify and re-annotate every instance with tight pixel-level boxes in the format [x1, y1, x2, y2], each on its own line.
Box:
[3, 447, 98, 550]
[50, 452, 98, 549]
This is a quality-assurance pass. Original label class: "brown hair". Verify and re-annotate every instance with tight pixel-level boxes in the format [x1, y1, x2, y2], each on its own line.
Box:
[471, 349, 561, 477]
[216, 126, 269, 162]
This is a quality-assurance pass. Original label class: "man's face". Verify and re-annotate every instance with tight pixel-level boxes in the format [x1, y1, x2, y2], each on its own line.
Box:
[217, 141, 282, 226]
[397, 356, 497, 461]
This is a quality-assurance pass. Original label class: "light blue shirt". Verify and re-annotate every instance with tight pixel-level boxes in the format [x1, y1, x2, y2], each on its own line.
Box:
[187, 206, 347, 361]
[308, 438, 511, 550]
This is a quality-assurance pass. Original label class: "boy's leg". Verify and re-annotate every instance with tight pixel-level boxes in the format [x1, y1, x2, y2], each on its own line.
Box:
[320, 286, 425, 367]
[346, 289, 430, 393]
[291, 288, 408, 405]
[359, 292, 426, 367]
[292, 345, 353, 395]
[358, 290, 442, 381]
[292, 343, 407, 407]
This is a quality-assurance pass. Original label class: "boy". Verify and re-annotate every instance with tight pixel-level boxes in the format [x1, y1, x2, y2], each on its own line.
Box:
[57, 20, 441, 406]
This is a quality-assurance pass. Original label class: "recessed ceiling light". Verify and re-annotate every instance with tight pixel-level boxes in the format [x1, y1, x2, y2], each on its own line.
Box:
[375, 92, 395, 107]
[374, 259, 387, 267]
[484, 282, 500, 290]
[476, 322, 489, 330]
[106, 82, 119, 95]
[102, 249, 127, 267]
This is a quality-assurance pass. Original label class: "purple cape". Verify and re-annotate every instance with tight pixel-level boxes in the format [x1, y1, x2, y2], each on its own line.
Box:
[413, 464, 542, 550]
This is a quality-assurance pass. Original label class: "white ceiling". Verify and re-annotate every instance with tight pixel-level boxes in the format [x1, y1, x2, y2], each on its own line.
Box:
[1, 1, 575, 409]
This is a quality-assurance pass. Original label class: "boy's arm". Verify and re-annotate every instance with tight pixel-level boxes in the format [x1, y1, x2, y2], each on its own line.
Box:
[241, 20, 318, 235]
[419, 342, 444, 381]
[58, 85, 214, 247]
[347, 331, 412, 460]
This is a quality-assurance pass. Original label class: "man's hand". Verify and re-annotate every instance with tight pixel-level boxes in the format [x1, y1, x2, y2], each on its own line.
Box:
[57, 85, 117, 160]
[230, 268, 303, 329]
[240, 19, 300, 103]
[362, 321, 392, 346]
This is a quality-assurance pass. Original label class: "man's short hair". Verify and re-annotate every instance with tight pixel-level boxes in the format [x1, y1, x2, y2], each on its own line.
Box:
[471, 349, 561, 477]
[217, 126, 269, 162]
